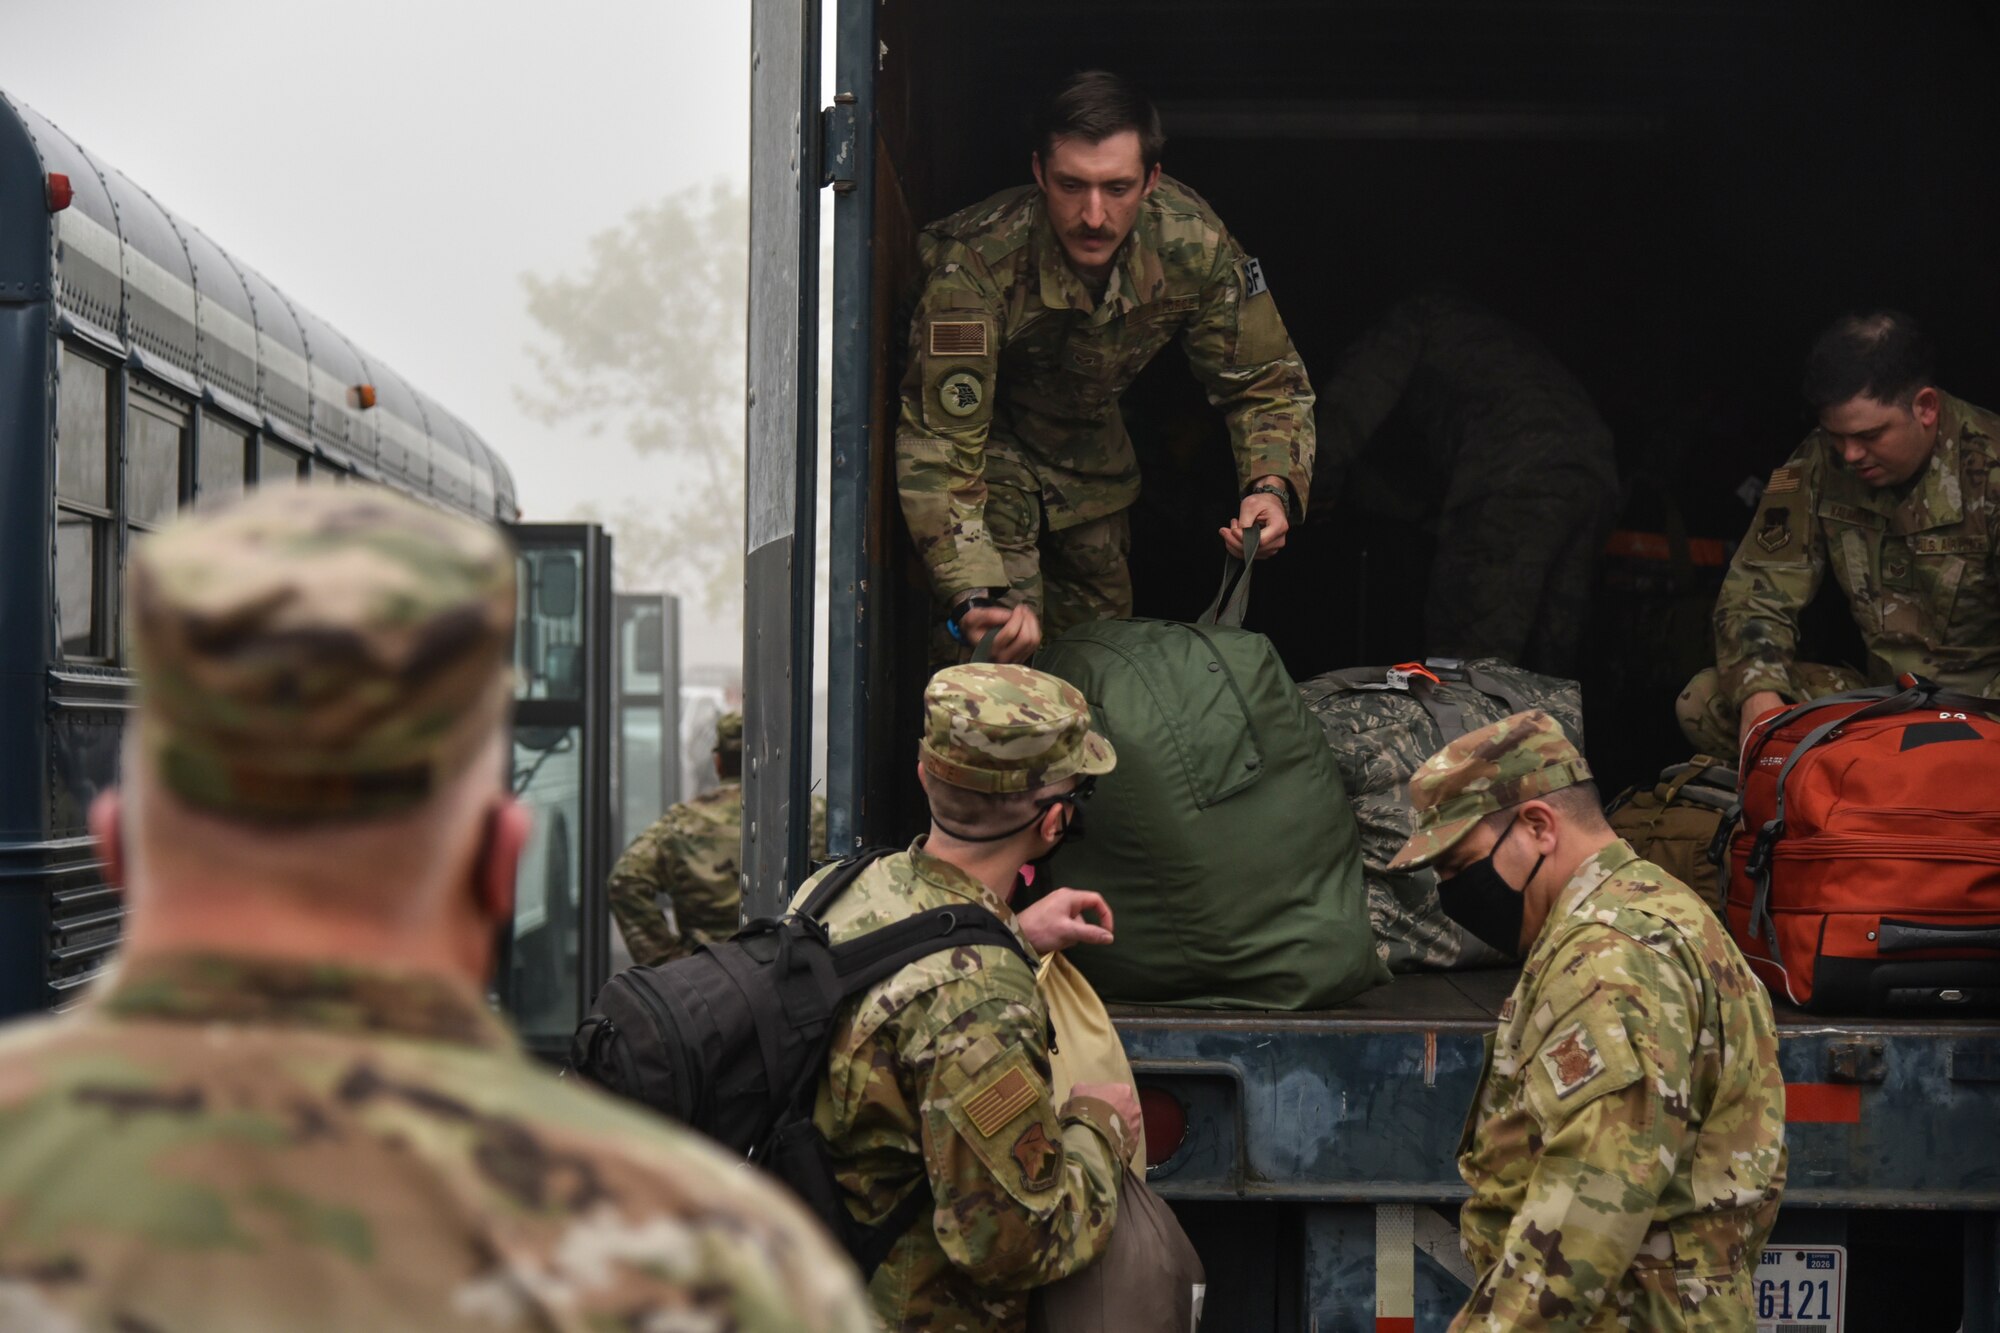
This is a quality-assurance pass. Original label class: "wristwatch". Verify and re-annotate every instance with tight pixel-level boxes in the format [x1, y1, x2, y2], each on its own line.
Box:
[1246, 481, 1291, 514]
[945, 592, 1002, 643]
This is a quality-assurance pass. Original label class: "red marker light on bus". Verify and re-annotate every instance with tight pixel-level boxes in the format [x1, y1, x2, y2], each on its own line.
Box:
[352, 384, 378, 410]
[46, 173, 72, 212]
[1139, 1084, 1188, 1166]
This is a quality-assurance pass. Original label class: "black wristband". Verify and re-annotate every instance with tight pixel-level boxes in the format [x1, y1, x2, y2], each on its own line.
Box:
[1247, 481, 1292, 518]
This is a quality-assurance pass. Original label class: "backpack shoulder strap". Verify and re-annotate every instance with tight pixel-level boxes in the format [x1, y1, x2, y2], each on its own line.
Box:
[1456, 664, 1533, 716]
[797, 846, 901, 920]
[829, 904, 1034, 1000]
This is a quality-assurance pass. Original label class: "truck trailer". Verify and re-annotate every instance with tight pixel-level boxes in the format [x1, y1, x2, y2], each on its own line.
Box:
[740, 3, 2000, 1328]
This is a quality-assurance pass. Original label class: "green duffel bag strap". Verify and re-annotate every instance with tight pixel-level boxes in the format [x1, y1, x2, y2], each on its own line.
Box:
[1198, 523, 1263, 629]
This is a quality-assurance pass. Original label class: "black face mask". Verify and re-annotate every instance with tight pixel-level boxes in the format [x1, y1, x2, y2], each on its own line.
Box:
[1436, 816, 1544, 960]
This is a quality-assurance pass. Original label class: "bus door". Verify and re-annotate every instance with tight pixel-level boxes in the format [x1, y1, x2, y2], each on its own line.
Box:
[501, 522, 614, 1060]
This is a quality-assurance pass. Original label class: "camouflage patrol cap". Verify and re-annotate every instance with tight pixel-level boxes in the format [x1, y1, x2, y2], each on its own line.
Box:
[920, 664, 1116, 794]
[1388, 710, 1592, 873]
[127, 482, 517, 823]
[714, 711, 744, 757]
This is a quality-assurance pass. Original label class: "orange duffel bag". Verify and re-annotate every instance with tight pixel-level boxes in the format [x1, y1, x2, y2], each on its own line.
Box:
[1725, 675, 2000, 1013]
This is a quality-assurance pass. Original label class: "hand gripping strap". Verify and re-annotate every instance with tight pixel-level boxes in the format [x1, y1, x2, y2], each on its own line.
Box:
[1199, 523, 1262, 628]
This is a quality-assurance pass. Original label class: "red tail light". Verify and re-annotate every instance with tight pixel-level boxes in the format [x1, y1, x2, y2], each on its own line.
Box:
[1139, 1084, 1187, 1166]
[46, 173, 73, 212]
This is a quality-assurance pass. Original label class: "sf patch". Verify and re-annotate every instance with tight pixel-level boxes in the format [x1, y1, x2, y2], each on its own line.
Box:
[1243, 256, 1269, 298]
[1010, 1121, 1060, 1191]
[937, 371, 984, 418]
[1540, 1022, 1606, 1099]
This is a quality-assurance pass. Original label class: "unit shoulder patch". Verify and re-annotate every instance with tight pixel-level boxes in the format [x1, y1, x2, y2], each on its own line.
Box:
[1539, 1021, 1606, 1098]
[1010, 1120, 1060, 1191]
[936, 371, 984, 419]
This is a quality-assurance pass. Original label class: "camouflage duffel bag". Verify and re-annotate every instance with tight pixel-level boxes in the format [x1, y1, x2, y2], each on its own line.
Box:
[1299, 658, 1584, 972]
[1604, 756, 1737, 914]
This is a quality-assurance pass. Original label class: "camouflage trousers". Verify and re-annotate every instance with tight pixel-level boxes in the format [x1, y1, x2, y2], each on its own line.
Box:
[1426, 470, 1616, 677]
[1676, 662, 1867, 754]
[932, 445, 1135, 663]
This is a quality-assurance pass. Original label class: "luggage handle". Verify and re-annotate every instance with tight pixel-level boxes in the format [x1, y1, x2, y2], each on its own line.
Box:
[1198, 522, 1263, 629]
[1877, 919, 2000, 955]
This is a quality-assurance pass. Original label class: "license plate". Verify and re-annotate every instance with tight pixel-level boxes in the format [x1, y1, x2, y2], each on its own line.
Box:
[1755, 1244, 1845, 1333]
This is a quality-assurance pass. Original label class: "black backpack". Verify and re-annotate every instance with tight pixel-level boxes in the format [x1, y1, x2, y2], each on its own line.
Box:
[568, 848, 1033, 1274]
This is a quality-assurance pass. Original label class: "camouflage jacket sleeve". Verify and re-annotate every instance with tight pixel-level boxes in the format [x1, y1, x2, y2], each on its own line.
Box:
[917, 994, 1126, 1290]
[1456, 930, 1701, 1331]
[607, 819, 683, 969]
[1178, 233, 1317, 515]
[894, 241, 1012, 601]
[1313, 295, 1426, 497]
[1714, 444, 1828, 706]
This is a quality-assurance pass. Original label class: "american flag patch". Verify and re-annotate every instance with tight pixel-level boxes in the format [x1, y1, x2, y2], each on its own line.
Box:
[929, 320, 989, 358]
[1765, 466, 1802, 495]
[963, 1066, 1038, 1137]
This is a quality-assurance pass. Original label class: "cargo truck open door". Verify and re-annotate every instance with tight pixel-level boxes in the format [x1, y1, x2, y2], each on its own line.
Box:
[743, 0, 853, 915]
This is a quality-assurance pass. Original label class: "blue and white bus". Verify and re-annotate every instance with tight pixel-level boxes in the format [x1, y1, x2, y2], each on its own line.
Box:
[0, 91, 624, 1051]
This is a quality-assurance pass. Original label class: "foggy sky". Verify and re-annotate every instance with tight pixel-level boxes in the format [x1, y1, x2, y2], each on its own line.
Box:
[2, 0, 754, 665]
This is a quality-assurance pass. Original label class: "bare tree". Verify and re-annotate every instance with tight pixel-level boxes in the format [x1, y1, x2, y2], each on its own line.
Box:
[519, 180, 747, 611]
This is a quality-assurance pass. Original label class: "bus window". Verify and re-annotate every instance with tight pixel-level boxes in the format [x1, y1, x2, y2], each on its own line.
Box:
[127, 391, 188, 527]
[55, 346, 114, 658]
[199, 415, 250, 500]
[257, 440, 304, 484]
[54, 515, 96, 658]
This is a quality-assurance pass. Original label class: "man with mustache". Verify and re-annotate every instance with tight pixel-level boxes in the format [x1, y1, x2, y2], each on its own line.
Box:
[897, 69, 1315, 662]
[1680, 310, 2000, 752]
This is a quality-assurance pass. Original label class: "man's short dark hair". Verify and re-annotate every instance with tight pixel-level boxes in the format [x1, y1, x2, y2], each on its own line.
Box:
[1801, 310, 1936, 410]
[1475, 781, 1608, 838]
[1033, 70, 1165, 172]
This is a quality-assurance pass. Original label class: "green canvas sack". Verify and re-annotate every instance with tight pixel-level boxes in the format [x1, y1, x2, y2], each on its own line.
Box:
[1035, 532, 1387, 1009]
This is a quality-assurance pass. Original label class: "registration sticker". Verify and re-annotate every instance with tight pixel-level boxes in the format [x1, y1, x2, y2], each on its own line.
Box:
[1755, 1244, 1844, 1333]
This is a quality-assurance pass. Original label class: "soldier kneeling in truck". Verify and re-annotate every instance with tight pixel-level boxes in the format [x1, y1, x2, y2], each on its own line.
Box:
[1681, 309, 2000, 752]
[795, 662, 1141, 1331]
[1391, 710, 1788, 1330]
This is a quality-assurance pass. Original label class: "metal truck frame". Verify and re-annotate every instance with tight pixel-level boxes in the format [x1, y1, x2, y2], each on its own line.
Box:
[742, 3, 2000, 1326]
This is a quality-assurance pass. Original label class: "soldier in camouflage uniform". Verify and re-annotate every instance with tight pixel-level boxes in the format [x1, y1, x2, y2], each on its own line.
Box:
[898, 70, 1314, 661]
[794, 663, 1140, 1331]
[1391, 711, 1787, 1330]
[1682, 311, 2000, 752]
[1316, 288, 1619, 675]
[1301, 657, 1584, 972]
[0, 484, 875, 1333]
[608, 712, 828, 967]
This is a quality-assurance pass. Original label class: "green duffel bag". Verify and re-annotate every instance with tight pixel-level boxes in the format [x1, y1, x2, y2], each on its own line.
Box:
[1036, 532, 1387, 1010]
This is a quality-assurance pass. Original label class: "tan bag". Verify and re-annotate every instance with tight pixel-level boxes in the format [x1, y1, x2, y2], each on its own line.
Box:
[1605, 755, 1737, 911]
[1028, 1165, 1206, 1333]
[1039, 952, 1145, 1171]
